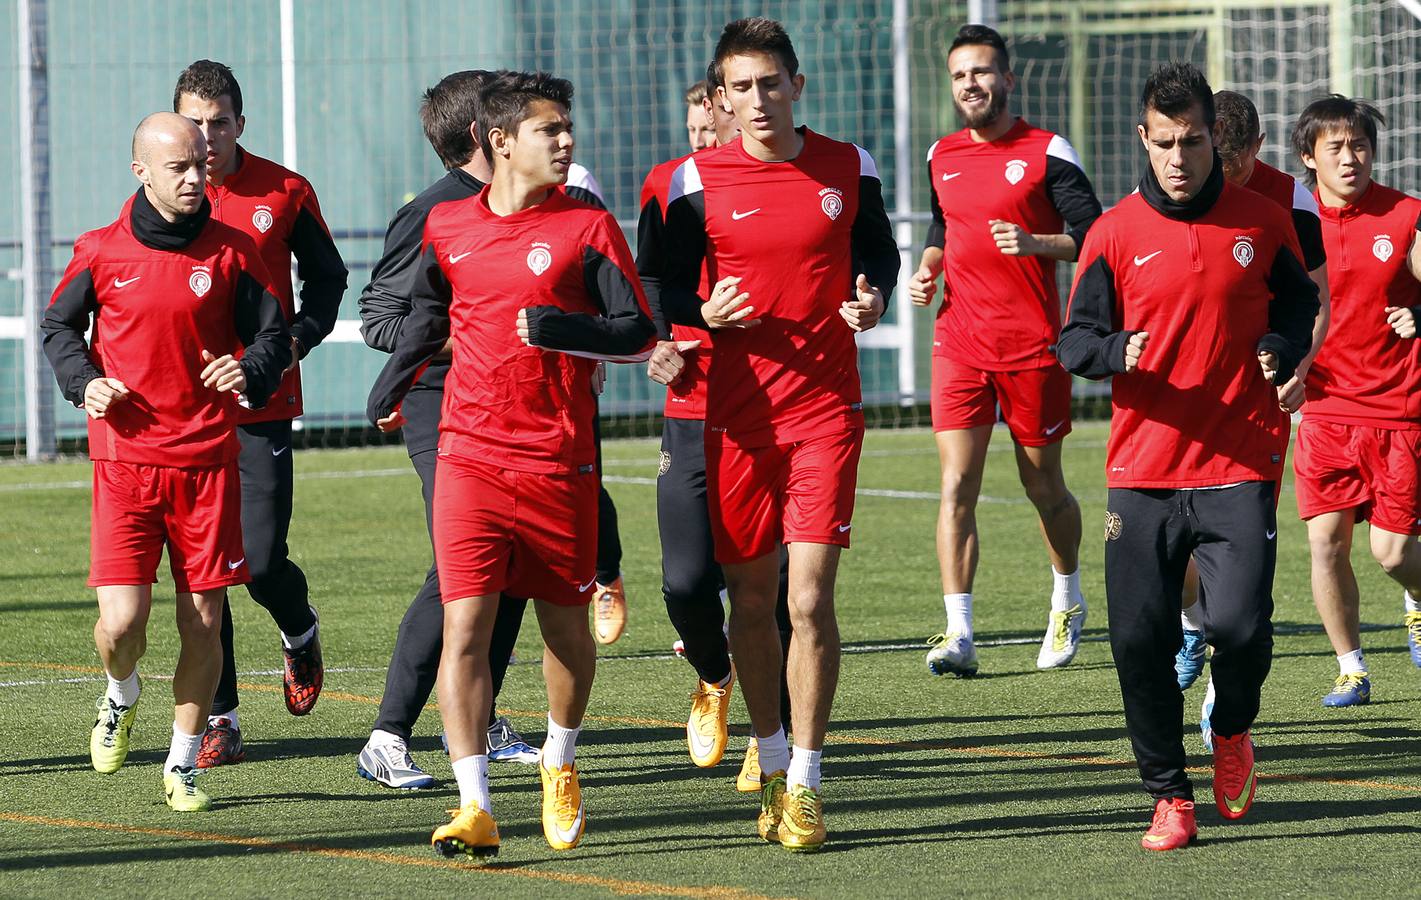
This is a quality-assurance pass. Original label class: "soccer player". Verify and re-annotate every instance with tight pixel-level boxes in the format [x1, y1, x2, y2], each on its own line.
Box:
[172, 60, 348, 767]
[1057, 63, 1318, 851]
[367, 70, 655, 858]
[684, 80, 717, 151]
[1174, 89, 1332, 691]
[1290, 95, 1421, 706]
[647, 17, 898, 851]
[906, 24, 1102, 676]
[356, 70, 540, 789]
[41, 113, 291, 811]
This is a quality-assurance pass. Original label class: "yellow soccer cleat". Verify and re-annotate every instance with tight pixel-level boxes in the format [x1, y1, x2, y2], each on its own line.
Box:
[592, 577, 627, 645]
[162, 767, 212, 812]
[757, 770, 787, 842]
[90, 695, 138, 774]
[736, 738, 762, 793]
[432, 804, 501, 860]
[778, 784, 826, 852]
[687, 672, 734, 768]
[540, 763, 586, 850]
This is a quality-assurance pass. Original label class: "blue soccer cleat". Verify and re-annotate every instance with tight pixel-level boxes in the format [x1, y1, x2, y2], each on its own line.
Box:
[1321, 672, 1370, 708]
[487, 717, 539, 764]
[1199, 677, 1215, 752]
[1175, 628, 1207, 691]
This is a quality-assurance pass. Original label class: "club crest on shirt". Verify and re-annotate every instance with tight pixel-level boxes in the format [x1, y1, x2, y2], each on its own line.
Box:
[819, 187, 844, 221]
[1373, 234, 1394, 262]
[1232, 237, 1255, 269]
[189, 265, 212, 298]
[252, 205, 274, 234]
[1104, 511, 1123, 541]
[527, 242, 552, 276]
[1005, 159, 1028, 185]
[658, 449, 671, 477]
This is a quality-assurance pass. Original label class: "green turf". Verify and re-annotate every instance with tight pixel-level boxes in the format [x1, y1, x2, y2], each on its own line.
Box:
[1, 423, 1418, 898]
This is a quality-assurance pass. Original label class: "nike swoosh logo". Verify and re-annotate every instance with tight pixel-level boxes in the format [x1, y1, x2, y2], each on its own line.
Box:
[113, 276, 141, 288]
[687, 721, 717, 760]
[1222, 765, 1257, 815]
[578, 579, 597, 592]
[837, 524, 852, 533]
[271, 446, 289, 457]
[449, 251, 471, 264]
[941, 172, 962, 182]
[551, 803, 585, 845]
[1044, 421, 1065, 436]
[731, 208, 761, 220]
[1142, 833, 1169, 845]
[1133, 250, 1163, 267]
[227, 558, 245, 571]
[1265, 530, 1276, 540]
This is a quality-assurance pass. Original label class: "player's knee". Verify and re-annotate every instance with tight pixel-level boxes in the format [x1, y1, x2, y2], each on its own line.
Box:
[663, 568, 719, 607]
[96, 610, 145, 647]
[1021, 472, 1068, 511]
[1308, 531, 1349, 567]
[1371, 540, 1411, 577]
[1209, 614, 1270, 655]
[939, 468, 981, 505]
[175, 606, 221, 647]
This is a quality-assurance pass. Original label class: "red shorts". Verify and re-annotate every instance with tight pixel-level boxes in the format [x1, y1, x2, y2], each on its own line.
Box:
[1293, 418, 1421, 535]
[705, 427, 863, 565]
[89, 460, 248, 593]
[931, 356, 1072, 446]
[432, 453, 598, 606]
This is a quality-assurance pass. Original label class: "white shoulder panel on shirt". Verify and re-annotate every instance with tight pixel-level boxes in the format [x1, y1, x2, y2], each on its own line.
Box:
[667, 157, 703, 204]
[1046, 134, 1086, 172]
[566, 163, 606, 205]
[925, 138, 941, 163]
[1291, 177, 1320, 215]
[855, 144, 880, 179]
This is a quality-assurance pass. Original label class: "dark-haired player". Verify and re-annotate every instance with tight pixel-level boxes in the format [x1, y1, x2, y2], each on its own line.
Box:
[907, 24, 1102, 676]
[1290, 94, 1421, 706]
[368, 71, 654, 858]
[1058, 63, 1317, 850]
[42, 113, 291, 811]
[645, 17, 898, 852]
[173, 60, 347, 766]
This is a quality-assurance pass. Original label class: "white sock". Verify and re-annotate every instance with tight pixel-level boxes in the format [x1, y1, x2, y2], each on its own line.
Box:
[1406, 591, 1421, 613]
[208, 708, 239, 730]
[944, 593, 973, 639]
[451, 754, 491, 812]
[755, 727, 791, 776]
[280, 610, 318, 651]
[106, 668, 140, 708]
[164, 723, 203, 773]
[1050, 567, 1081, 612]
[1181, 603, 1204, 632]
[542, 715, 581, 769]
[1338, 649, 1367, 676]
[787, 745, 823, 791]
[713, 671, 733, 689]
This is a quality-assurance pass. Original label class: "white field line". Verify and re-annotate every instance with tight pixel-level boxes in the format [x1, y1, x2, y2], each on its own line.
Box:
[0, 664, 390, 690]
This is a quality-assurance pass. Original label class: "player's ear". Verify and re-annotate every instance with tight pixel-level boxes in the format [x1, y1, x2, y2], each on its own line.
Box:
[488, 125, 512, 161]
[1136, 123, 1149, 153]
[131, 159, 149, 187]
[1300, 150, 1318, 174]
[234, 115, 245, 140]
[790, 73, 805, 101]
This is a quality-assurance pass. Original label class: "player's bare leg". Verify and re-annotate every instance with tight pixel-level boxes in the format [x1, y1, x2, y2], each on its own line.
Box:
[432, 593, 502, 858]
[1015, 440, 1087, 668]
[784, 542, 841, 750]
[725, 552, 786, 748]
[1307, 510, 1370, 706]
[90, 585, 152, 774]
[928, 425, 990, 675]
[173, 589, 226, 738]
[534, 600, 596, 850]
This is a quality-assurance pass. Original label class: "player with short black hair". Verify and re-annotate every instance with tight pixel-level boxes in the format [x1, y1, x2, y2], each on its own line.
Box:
[173, 59, 348, 768]
[907, 23, 1102, 676]
[645, 17, 898, 851]
[1289, 94, 1421, 706]
[1057, 62, 1318, 851]
[368, 69, 655, 857]
[43, 112, 291, 812]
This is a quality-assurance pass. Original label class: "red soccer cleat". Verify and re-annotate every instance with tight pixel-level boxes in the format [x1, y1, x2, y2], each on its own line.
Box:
[1212, 730, 1258, 820]
[283, 609, 324, 716]
[1140, 797, 1197, 851]
[196, 717, 245, 768]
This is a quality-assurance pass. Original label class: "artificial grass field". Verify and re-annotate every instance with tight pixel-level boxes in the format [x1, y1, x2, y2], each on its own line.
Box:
[1, 421, 1418, 898]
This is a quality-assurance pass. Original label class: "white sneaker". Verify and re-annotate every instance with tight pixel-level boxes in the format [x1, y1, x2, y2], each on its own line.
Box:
[1036, 598, 1087, 669]
[357, 735, 435, 789]
[926, 632, 978, 676]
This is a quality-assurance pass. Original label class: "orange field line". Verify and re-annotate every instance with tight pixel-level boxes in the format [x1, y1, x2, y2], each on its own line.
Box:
[0, 812, 788, 899]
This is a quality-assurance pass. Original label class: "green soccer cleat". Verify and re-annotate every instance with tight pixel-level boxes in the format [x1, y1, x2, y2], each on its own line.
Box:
[163, 766, 212, 812]
[90, 695, 138, 774]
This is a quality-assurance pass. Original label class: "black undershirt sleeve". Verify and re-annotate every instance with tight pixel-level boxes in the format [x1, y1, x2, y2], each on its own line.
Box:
[1056, 255, 1132, 379]
[565, 185, 606, 211]
[657, 191, 712, 329]
[1259, 246, 1322, 383]
[1045, 156, 1104, 259]
[367, 243, 453, 424]
[358, 202, 428, 353]
[234, 271, 294, 408]
[636, 195, 674, 340]
[525, 246, 656, 358]
[924, 157, 946, 251]
[851, 174, 900, 308]
[1291, 209, 1327, 272]
[287, 204, 348, 355]
[40, 265, 104, 406]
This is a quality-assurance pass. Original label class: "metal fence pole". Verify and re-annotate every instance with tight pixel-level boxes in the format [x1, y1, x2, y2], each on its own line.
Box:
[280, 0, 298, 171]
[892, 0, 917, 406]
[18, 0, 56, 460]
[968, 0, 1000, 25]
